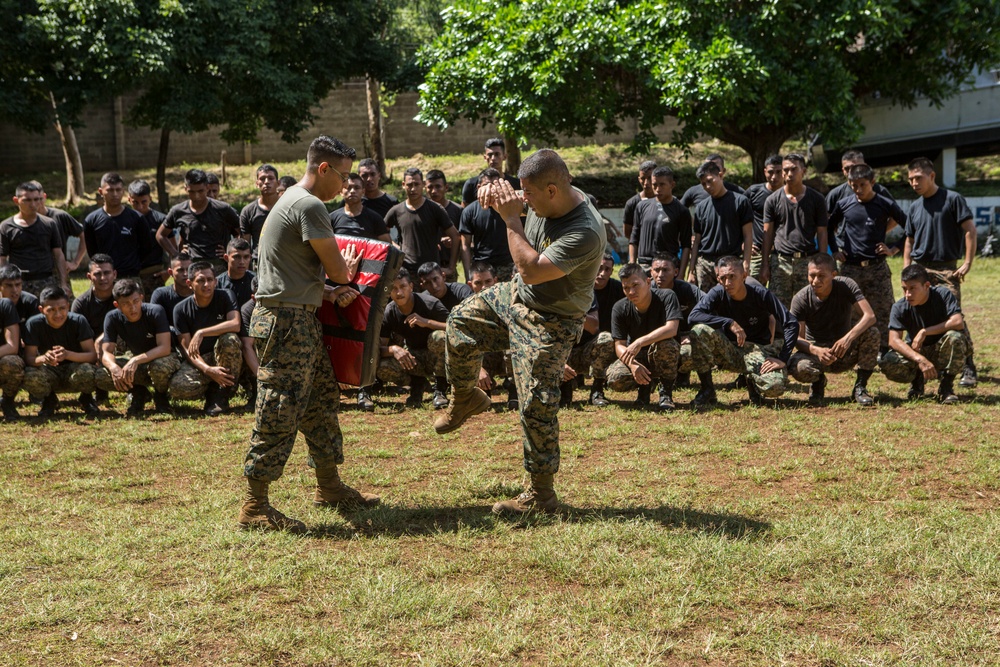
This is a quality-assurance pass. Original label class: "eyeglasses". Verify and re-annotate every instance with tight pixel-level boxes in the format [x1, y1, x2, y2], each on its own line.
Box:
[327, 164, 351, 183]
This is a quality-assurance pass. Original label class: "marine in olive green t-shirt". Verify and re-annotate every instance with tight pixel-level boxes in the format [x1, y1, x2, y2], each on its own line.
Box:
[255, 186, 335, 306]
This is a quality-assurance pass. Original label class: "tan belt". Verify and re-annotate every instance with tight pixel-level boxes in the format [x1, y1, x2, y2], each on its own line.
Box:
[257, 299, 318, 313]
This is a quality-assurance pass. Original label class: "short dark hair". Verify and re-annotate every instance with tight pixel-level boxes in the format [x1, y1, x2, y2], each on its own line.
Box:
[907, 157, 935, 174]
[618, 262, 647, 281]
[417, 262, 442, 279]
[477, 168, 502, 185]
[485, 137, 505, 151]
[705, 153, 725, 166]
[128, 179, 152, 197]
[783, 153, 807, 169]
[15, 181, 42, 197]
[403, 167, 423, 181]
[518, 148, 570, 186]
[639, 160, 657, 174]
[696, 161, 722, 179]
[100, 172, 124, 187]
[602, 251, 614, 263]
[841, 150, 865, 164]
[469, 261, 496, 277]
[901, 263, 930, 284]
[39, 286, 69, 304]
[764, 154, 783, 168]
[847, 163, 875, 183]
[226, 238, 251, 253]
[651, 252, 679, 269]
[256, 164, 279, 179]
[205, 172, 220, 186]
[394, 268, 412, 284]
[112, 278, 143, 300]
[185, 169, 208, 187]
[187, 260, 216, 280]
[358, 157, 379, 172]
[425, 169, 446, 183]
[279, 176, 297, 189]
[652, 166, 674, 180]
[345, 173, 362, 186]
[306, 135, 356, 171]
[170, 252, 192, 267]
[715, 256, 744, 272]
[808, 253, 836, 272]
[0, 265, 22, 282]
[88, 253, 115, 269]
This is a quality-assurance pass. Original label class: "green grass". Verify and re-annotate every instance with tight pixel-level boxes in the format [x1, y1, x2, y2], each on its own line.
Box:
[1, 260, 998, 665]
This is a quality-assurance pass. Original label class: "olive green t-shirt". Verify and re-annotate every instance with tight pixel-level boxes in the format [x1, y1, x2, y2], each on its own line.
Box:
[516, 193, 607, 318]
[256, 186, 335, 306]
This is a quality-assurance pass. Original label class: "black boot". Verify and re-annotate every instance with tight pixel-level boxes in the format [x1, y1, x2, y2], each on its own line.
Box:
[658, 379, 675, 411]
[1, 394, 18, 421]
[559, 380, 575, 407]
[39, 392, 59, 419]
[959, 360, 978, 388]
[589, 378, 608, 407]
[503, 377, 519, 411]
[693, 372, 717, 406]
[938, 373, 959, 404]
[675, 372, 691, 388]
[405, 376, 427, 408]
[907, 372, 925, 400]
[153, 391, 172, 414]
[808, 373, 827, 402]
[632, 383, 652, 409]
[853, 370, 874, 406]
[745, 374, 764, 406]
[204, 384, 228, 416]
[127, 385, 151, 417]
[432, 376, 450, 410]
[78, 392, 100, 417]
[94, 387, 110, 407]
[357, 386, 374, 412]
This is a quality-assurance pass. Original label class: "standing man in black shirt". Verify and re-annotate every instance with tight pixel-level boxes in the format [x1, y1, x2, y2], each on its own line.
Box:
[385, 168, 460, 274]
[358, 158, 398, 219]
[330, 174, 391, 241]
[128, 179, 170, 297]
[239, 164, 280, 270]
[688, 257, 798, 406]
[461, 138, 520, 206]
[425, 169, 463, 278]
[903, 156, 978, 388]
[760, 153, 828, 307]
[621, 160, 656, 241]
[169, 260, 242, 415]
[150, 253, 193, 330]
[880, 264, 968, 403]
[744, 155, 784, 280]
[787, 254, 879, 404]
[826, 149, 894, 215]
[83, 173, 151, 279]
[0, 182, 67, 296]
[687, 161, 754, 293]
[458, 169, 514, 281]
[216, 238, 255, 309]
[679, 154, 745, 209]
[157, 169, 240, 274]
[629, 165, 691, 274]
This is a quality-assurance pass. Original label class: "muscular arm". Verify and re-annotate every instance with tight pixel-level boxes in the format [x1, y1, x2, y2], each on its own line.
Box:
[460, 234, 474, 280]
[486, 181, 570, 285]
[445, 226, 460, 272]
[156, 224, 179, 257]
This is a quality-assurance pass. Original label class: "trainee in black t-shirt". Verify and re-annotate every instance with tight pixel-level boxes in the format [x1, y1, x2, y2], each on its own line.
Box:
[0, 216, 61, 277]
[689, 280, 798, 361]
[239, 298, 256, 338]
[905, 188, 974, 263]
[888, 286, 960, 347]
[763, 187, 828, 255]
[71, 288, 116, 336]
[139, 209, 167, 270]
[384, 200, 455, 270]
[594, 278, 624, 334]
[0, 297, 18, 332]
[173, 289, 238, 355]
[361, 193, 398, 219]
[239, 199, 271, 259]
[82, 207, 150, 276]
[611, 287, 683, 346]
[14, 291, 40, 326]
[330, 208, 389, 240]
[23, 311, 94, 355]
[103, 302, 171, 356]
[825, 181, 893, 216]
[381, 292, 449, 351]
[743, 183, 776, 247]
[424, 282, 473, 312]
[693, 191, 754, 257]
[680, 181, 745, 209]
[828, 194, 906, 260]
[631, 198, 692, 264]
[163, 199, 241, 261]
[150, 286, 187, 328]
[217, 271, 256, 308]
[44, 207, 83, 257]
[790, 277, 865, 347]
[458, 201, 512, 266]
[667, 279, 706, 335]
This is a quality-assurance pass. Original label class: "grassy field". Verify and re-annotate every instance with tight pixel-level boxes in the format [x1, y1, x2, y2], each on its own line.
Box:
[1, 258, 997, 666]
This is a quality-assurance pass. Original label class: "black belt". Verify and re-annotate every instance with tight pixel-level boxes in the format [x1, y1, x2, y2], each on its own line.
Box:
[21, 271, 53, 281]
[777, 251, 810, 260]
[842, 256, 885, 267]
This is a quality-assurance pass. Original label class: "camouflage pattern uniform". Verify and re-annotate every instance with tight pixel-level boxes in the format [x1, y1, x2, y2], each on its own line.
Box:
[749, 251, 764, 283]
[446, 280, 583, 474]
[169, 333, 243, 400]
[788, 325, 879, 383]
[565, 331, 615, 381]
[495, 263, 515, 282]
[880, 331, 967, 383]
[95, 354, 181, 394]
[139, 266, 166, 301]
[677, 337, 695, 374]
[481, 351, 507, 380]
[688, 323, 787, 397]
[838, 260, 894, 349]
[23, 276, 59, 299]
[694, 256, 720, 294]
[22, 362, 97, 400]
[0, 354, 24, 396]
[768, 254, 811, 308]
[377, 330, 446, 386]
[921, 260, 974, 358]
[244, 305, 344, 482]
[605, 338, 680, 392]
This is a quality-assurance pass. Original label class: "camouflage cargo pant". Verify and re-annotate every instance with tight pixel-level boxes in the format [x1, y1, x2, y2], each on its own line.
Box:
[244, 306, 343, 483]
[749, 247, 764, 283]
[377, 331, 446, 386]
[880, 331, 967, 384]
[23, 275, 59, 299]
[688, 324, 787, 397]
[565, 331, 615, 380]
[481, 351, 508, 380]
[694, 256, 721, 294]
[921, 260, 974, 359]
[494, 263, 515, 282]
[22, 362, 97, 400]
[769, 254, 811, 309]
[169, 333, 243, 400]
[0, 354, 25, 395]
[606, 338, 680, 391]
[446, 280, 583, 474]
[95, 354, 181, 394]
[788, 325, 879, 383]
[838, 260, 894, 350]
[677, 336, 695, 373]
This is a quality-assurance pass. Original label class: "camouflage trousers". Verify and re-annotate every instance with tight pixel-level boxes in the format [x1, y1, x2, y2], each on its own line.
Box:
[838, 260, 894, 350]
[688, 324, 787, 397]
[139, 265, 166, 299]
[921, 260, 974, 360]
[376, 331, 446, 386]
[481, 351, 508, 380]
[677, 336, 695, 373]
[880, 331, 967, 384]
[788, 325, 880, 383]
[23, 275, 59, 299]
[169, 333, 243, 400]
[446, 280, 583, 474]
[0, 354, 25, 395]
[694, 256, 721, 294]
[245, 306, 343, 483]
[769, 254, 811, 309]
[606, 338, 680, 392]
[565, 331, 615, 380]
[22, 362, 97, 400]
[494, 263, 516, 282]
[95, 354, 181, 394]
[749, 247, 764, 283]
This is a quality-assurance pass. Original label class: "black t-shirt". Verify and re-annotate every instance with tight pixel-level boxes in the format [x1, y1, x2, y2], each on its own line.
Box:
[828, 193, 906, 259]
[43, 207, 83, 256]
[462, 174, 520, 206]
[622, 193, 644, 234]
[630, 198, 692, 264]
[680, 181, 745, 208]
[689, 280, 798, 361]
[667, 279, 706, 335]
[381, 292, 449, 351]
[611, 288, 683, 352]
[172, 289, 238, 355]
[239, 298, 256, 338]
[330, 207, 389, 240]
[790, 277, 865, 347]
[150, 285, 188, 328]
[423, 282, 473, 312]
[103, 302, 170, 356]
[763, 187, 828, 255]
[138, 209, 167, 269]
[14, 291, 39, 326]
[905, 188, 973, 263]
[217, 270, 256, 309]
[889, 286, 961, 347]
[458, 201, 512, 266]
[743, 183, 776, 247]
[0, 216, 60, 277]
[826, 181, 893, 216]
[384, 200, 455, 269]
[82, 207, 150, 276]
[693, 191, 754, 257]
[23, 311, 94, 355]
[71, 288, 116, 335]
[163, 199, 241, 261]
[239, 199, 272, 259]
[0, 297, 18, 332]
[361, 193, 398, 219]
[594, 278, 624, 333]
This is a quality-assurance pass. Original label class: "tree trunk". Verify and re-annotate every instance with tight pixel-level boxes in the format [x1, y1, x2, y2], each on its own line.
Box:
[50, 92, 85, 206]
[718, 124, 789, 182]
[504, 134, 522, 176]
[366, 75, 386, 182]
[156, 128, 171, 212]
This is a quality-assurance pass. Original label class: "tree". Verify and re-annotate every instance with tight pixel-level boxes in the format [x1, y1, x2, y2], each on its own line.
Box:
[417, 0, 1000, 179]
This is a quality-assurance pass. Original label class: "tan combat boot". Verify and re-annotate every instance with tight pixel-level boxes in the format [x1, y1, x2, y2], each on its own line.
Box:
[314, 465, 380, 509]
[491, 473, 559, 515]
[237, 478, 307, 534]
[433, 387, 492, 434]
